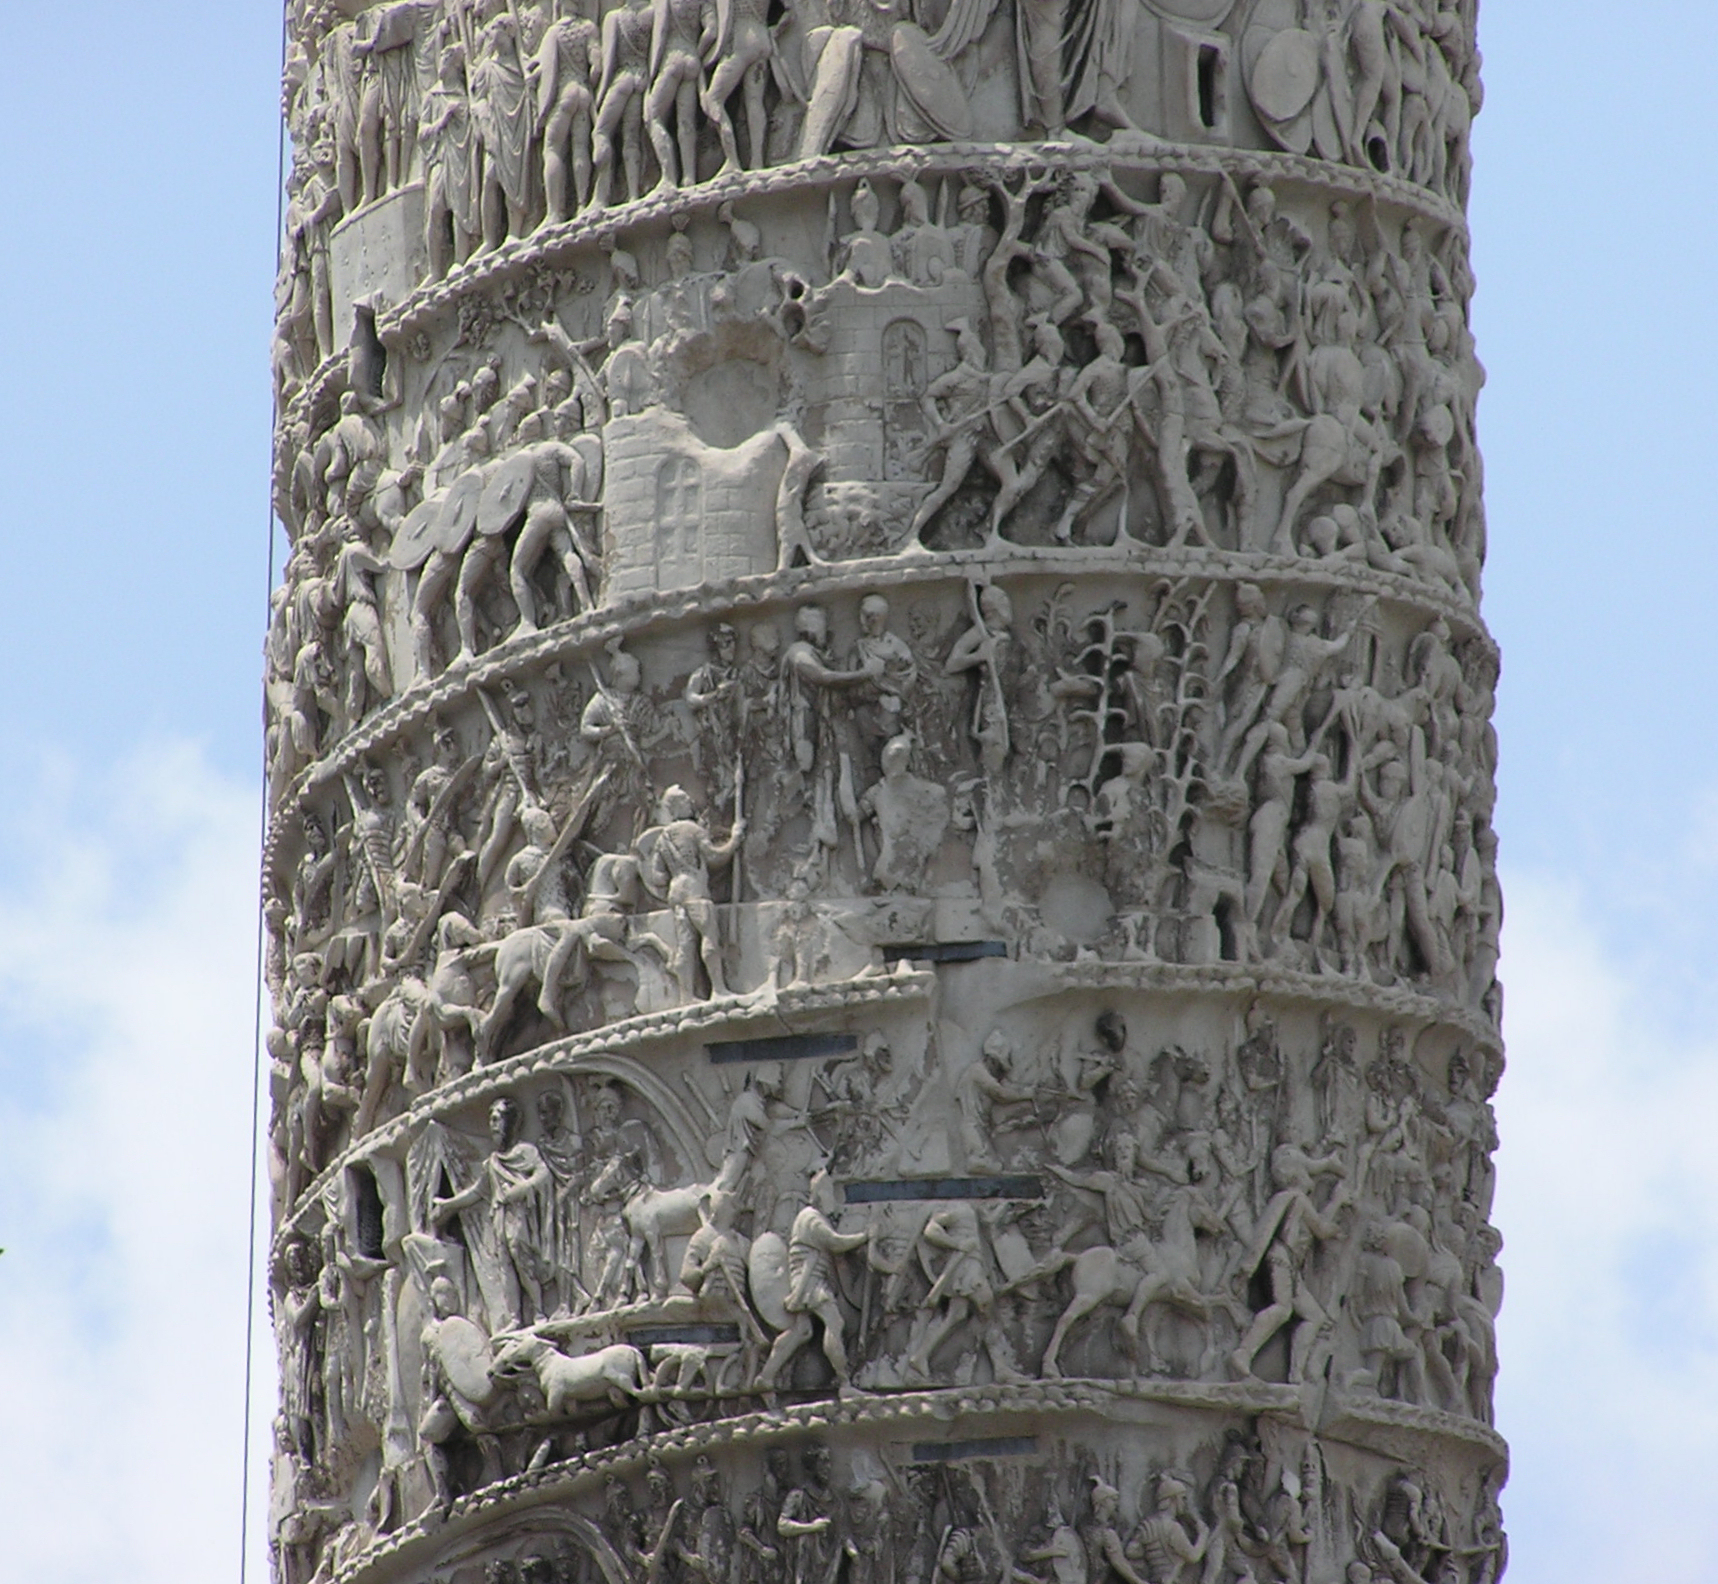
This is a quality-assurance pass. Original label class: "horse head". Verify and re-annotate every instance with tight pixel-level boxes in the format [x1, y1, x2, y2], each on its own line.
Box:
[588, 1152, 643, 1204]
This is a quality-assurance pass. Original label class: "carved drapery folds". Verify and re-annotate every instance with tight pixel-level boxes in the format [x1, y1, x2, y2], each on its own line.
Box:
[267, 3, 1499, 1581]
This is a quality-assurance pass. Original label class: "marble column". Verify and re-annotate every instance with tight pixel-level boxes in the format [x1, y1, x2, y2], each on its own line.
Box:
[265, 2, 1505, 1580]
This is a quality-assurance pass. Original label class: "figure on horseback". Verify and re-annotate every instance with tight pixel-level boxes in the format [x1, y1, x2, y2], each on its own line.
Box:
[1035, 1133, 1242, 1378]
[1269, 279, 1396, 553]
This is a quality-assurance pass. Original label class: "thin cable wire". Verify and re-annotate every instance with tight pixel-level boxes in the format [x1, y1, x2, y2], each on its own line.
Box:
[241, 6, 291, 1579]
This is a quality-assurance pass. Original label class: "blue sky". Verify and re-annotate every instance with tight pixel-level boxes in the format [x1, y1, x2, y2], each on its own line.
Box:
[1474, 5, 1718, 1011]
[2, 2, 1717, 1579]
[0, 4, 279, 783]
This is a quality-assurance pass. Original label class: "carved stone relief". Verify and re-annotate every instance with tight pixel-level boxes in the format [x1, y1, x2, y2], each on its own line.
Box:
[268, 4, 1499, 1582]
[277, 0, 1478, 385]
[269, 166, 1482, 787]
[270, 993, 1502, 1547]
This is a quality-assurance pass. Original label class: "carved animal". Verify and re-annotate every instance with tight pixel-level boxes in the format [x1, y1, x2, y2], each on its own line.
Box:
[1271, 410, 1392, 552]
[624, 1182, 707, 1296]
[480, 922, 574, 1058]
[1040, 1192, 1242, 1378]
[488, 1335, 646, 1415]
[586, 1146, 755, 1300]
[645, 1341, 744, 1422]
[356, 978, 426, 1132]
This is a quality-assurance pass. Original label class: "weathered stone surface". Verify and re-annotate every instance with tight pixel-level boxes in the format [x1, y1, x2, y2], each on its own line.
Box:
[266, 2, 1502, 1580]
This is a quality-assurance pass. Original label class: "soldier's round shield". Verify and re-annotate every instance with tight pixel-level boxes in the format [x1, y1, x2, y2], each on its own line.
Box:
[434, 1314, 496, 1404]
[1420, 403, 1456, 448]
[1249, 28, 1321, 124]
[890, 23, 975, 142]
[747, 1231, 792, 1331]
[389, 492, 447, 570]
[434, 467, 489, 554]
[478, 452, 536, 536]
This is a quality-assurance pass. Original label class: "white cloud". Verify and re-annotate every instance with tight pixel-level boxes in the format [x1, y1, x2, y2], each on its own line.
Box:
[0, 743, 273, 1583]
[1494, 872, 1718, 1583]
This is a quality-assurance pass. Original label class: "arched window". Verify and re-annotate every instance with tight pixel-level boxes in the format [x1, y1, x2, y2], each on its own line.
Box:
[349, 1164, 385, 1259]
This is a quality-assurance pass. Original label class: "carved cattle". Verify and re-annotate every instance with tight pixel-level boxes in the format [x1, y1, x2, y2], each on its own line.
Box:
[488, 1335, 647, 1416]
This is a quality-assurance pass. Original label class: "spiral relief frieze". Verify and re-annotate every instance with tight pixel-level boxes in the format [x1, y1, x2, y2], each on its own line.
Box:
[268, 2, 1502, 1580]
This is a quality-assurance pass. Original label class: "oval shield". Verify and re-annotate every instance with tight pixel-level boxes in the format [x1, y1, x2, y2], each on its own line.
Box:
[890, 23, 975, 141]
[433, 1314, 496, 1404]
[569, 433, 604, 501]
[389, 493, 448, 570]
[747, 1231, 792, 1331]
[478, 452, 536, 537]
[433, 467, 489, 555]
[1420, 403, 1455, 448]
[1310, 83, 1344, 162]
[1249, 27, 1321, 124]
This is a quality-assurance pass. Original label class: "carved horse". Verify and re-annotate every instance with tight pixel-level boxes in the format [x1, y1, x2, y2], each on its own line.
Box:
[1039, 1188, 1244, 1378]
[1266, 319, 1401, 553]
[479, 922, 577, 1061]
[1270, 406, 1393, 553]
[479, 903, 675, 1061]
[354, 976, 427, 1136]
[586, 1156, 741, 1300]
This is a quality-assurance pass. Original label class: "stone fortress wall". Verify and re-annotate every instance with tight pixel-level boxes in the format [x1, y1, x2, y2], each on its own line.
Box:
[266, 2, 1503, 1581]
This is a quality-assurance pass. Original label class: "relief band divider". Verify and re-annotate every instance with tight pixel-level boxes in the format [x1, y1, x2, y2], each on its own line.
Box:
[908, 1436, 1041, 1464]
[706, 1033, 860, 1065]
[881, 941, 1009, 965]
[843, 1176, 1045, 1204]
